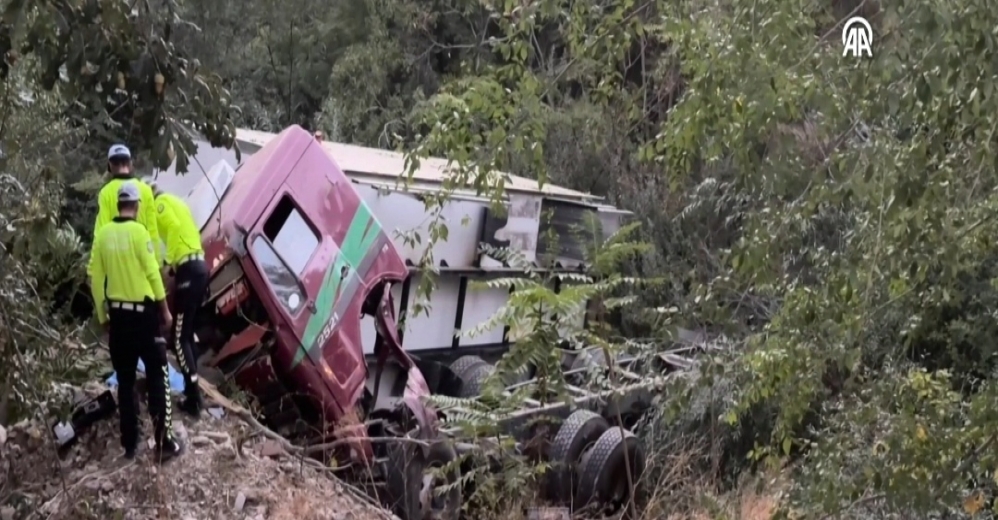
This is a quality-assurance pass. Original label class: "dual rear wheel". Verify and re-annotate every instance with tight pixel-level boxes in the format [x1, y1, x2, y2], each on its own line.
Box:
[449, 356, 645, 512]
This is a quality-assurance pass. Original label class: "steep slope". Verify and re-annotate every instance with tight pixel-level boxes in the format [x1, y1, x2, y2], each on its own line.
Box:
[0, 384, 396, 520]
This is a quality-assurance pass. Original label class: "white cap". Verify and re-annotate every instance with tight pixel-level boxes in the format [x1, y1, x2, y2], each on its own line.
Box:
[117, 181, 141, 202]
[108, 144, 131, 160]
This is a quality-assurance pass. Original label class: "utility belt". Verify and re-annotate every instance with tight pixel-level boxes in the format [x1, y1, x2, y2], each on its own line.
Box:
[107, 298, 154, 313]
[170, 252, 204, 269]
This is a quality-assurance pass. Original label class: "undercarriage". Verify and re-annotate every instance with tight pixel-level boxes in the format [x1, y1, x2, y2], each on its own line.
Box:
[194, 259, 701, 519]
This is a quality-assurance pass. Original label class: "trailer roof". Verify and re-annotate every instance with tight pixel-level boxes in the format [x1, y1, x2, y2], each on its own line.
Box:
[235, 128, 603, 202]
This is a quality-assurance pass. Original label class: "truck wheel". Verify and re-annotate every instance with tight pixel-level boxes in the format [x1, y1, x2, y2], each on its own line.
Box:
[450, 355, 488, 380]
[458, 363, 495, 398]
[573, 427, 645, 511]
[546, 410, 609, 502]
[425, 440, 462, 520]
[502, 364, 534, 387]
[385, 439, 462, 520]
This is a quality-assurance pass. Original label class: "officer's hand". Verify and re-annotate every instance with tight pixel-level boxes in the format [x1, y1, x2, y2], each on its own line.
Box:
[161, 308, 173, 328]
[100, 322, 109, 343]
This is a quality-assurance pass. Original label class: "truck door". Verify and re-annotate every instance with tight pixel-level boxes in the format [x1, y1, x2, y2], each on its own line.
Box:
[247, 189, 364, 404]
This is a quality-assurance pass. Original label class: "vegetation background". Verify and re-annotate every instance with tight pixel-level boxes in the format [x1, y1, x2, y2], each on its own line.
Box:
[3, 0, 998, 518]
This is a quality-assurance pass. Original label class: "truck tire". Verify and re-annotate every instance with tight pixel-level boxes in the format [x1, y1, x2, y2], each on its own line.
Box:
[546, 410, 609, 502]
[502, 364, 534, 387]
[458, 363, 495, 398]
[574, 427, 644, 511]
[425, 440, 462, 520]
[385, 439, 462, 520]
[450, 355, 488, 380]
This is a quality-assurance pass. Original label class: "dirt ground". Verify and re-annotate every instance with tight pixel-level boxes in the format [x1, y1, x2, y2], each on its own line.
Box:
[0, 386, 396, 520]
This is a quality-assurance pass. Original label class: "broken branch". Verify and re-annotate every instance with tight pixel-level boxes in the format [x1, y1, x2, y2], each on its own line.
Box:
[198, 380, 403, 520]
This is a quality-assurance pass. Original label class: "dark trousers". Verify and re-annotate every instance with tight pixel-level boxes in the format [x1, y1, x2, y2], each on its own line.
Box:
[108, 304, 174, 449]
[169, 258, 208, 399]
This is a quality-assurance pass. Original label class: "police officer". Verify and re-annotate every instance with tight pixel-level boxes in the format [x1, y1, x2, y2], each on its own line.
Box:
[150, 181, 207, 416]
[90, 181, 183, 462]
[89, 144, 162, 275]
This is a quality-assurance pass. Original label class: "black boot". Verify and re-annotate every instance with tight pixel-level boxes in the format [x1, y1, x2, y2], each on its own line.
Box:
[179, 381, 203, 418]
[124, 433, 141, 459]
[156, 437, 184, 463]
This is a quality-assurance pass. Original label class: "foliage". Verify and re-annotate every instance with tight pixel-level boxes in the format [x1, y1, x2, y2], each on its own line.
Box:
[389, 0, 998, 515]
[649, 0, 998, 516]
[6, 0, 998, 515]
[0, 58, 92, 423]
[0, 171, 98, 423]
[2, 0, 246, 241]
[3, 0, 239, 171]
[0, 0, 238, 423]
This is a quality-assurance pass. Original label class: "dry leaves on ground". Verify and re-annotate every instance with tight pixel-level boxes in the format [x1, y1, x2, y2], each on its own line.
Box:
[0, 387, 393, 520]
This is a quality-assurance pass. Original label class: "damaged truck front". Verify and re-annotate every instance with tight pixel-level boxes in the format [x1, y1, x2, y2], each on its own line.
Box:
[189, 125, 461, 520]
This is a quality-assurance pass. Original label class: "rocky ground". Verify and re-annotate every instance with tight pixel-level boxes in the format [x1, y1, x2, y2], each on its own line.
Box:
[0, 384, 396, 520]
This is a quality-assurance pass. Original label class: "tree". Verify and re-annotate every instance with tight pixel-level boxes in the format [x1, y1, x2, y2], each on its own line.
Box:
[5, 0, 238, 169]
[402, 0, 998, 516]
[0, 0, 236, 423]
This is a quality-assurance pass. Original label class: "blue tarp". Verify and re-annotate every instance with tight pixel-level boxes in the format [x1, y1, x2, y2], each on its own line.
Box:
[106, 359, 187, 394]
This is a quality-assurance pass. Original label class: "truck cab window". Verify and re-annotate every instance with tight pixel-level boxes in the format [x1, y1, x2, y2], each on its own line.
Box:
[263, 195, 319, 275]
[251, 236, 303, 313]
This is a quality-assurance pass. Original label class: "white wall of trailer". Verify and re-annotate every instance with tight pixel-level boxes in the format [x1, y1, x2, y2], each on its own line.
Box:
[145, 135, 612, 356]
[353, 182, 488, 268]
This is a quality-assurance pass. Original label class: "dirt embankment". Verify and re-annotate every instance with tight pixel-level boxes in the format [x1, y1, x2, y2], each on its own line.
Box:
[0, 386, 396, 520]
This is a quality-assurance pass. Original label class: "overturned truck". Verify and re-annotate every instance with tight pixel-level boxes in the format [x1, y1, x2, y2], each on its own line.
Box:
[156, 125, 693, 519]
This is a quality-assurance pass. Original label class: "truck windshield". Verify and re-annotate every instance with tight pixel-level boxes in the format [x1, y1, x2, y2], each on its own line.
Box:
[251, 235, 304, 314]
[188, 160, 237, 232]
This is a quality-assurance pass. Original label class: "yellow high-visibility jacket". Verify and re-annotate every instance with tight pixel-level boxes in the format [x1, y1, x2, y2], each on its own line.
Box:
[89, 217, 166, 325]
[89, 177, 162, 276]
[155, 192, 204, 266]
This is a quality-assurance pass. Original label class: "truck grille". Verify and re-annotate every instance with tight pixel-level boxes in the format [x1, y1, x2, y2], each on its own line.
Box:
[206, 259, 246, 304]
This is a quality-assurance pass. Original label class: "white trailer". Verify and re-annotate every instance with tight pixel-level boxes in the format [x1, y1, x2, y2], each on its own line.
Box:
[147, 129, 631, 360]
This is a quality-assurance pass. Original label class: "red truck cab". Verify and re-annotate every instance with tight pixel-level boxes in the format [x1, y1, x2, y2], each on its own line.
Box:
[192, 125, 440, 465]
